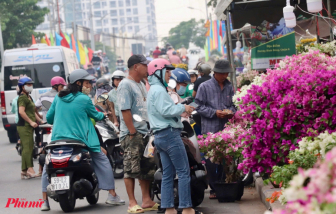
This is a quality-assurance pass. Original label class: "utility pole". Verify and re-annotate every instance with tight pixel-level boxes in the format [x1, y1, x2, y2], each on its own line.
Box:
[72, 0, 77, 39]
[56, 0, 61, 32]
[113, 28, 116, 53]
[101, 18, 106, 53]
[327, 0, 334, 41]
[51, 0, 57, 35]
[0, 17, 5, 62]
[89, 0, 95, 50]
[48, 0, 54, 36]
[226, 8, 237, 92]
[205, 0, 209, 20]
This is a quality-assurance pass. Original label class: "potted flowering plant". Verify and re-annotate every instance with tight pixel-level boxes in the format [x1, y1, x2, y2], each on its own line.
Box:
[198, 111, 248, 202]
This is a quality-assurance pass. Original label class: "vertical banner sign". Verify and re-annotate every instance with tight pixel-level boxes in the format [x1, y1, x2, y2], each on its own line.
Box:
[251, 18, 296, 70]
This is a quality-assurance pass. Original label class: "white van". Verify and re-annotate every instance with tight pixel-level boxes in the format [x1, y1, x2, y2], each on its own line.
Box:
[1, 44, 80, 143]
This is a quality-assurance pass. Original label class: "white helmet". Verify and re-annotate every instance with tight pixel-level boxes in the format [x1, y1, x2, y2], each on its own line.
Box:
[188, 70, 198, 76]
[111, 70, 126, 87]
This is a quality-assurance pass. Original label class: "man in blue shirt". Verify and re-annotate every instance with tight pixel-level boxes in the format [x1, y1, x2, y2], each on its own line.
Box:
[195, 59, 237, 199]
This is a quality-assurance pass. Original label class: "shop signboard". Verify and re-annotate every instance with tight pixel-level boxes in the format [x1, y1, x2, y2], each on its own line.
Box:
[251, 18, 296, 70]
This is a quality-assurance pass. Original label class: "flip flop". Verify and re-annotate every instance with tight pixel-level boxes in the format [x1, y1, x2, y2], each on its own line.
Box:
[142, 203, 159, 211]
[127, 205, 144, 213]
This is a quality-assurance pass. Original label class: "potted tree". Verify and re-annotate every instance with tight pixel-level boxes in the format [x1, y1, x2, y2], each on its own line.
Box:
[198, 112, 247, 202]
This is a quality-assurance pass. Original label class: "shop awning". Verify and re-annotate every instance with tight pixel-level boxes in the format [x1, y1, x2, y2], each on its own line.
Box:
[215, 0, 336, 29]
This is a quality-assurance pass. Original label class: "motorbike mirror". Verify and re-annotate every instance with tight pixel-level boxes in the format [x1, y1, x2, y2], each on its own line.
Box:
[133, 114, 143, 122]
[168, 79, 177, 89]
[97, 94, 109, 103]
[188, 84, 194, 90]
[41, 100, 52, 110]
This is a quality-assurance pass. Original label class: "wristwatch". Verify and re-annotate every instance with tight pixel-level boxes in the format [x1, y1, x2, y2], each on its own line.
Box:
[129, 131, 137, 136]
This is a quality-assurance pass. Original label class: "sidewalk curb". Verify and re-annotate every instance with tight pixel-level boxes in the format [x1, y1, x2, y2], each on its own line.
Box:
[254, 176, 285, 211]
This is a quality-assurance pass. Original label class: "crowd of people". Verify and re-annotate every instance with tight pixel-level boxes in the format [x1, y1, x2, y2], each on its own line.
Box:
[150, 44, 189, 65]
[12, 51, 236, 213]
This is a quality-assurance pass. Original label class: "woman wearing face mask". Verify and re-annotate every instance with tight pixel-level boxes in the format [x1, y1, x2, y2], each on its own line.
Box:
[147, 59, 200, 214]
[17, 77, 42, 179]
[170, 68, 192, 99]
[44, 69, 124, 211]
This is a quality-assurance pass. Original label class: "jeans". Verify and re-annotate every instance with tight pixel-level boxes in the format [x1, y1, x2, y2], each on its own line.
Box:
[42, 151, 115, 192]
[154, 127, 192, 209]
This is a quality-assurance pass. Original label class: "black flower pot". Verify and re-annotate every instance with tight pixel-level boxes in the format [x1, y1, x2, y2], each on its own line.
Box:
[214, 181, 243, 203]
[236, 181, 244, 201]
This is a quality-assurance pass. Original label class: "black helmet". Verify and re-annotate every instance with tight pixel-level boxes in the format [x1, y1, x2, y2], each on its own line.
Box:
[68, 69, 95, 84]
[198, 64, 212, 76]
[96, 78, 110, 88]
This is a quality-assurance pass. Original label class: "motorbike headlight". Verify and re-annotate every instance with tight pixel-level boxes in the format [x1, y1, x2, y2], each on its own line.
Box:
[45, 153, 51, 165]
[71, 153, 82, 162]
[97, 126, 111, 138]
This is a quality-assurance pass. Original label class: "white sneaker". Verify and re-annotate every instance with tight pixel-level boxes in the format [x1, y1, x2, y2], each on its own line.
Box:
[41, 200, 50, 211]
[105, 193, 125, 205]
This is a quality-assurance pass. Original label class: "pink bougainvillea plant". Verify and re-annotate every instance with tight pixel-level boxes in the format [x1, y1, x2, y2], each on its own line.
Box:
[237, 50, 336, 174]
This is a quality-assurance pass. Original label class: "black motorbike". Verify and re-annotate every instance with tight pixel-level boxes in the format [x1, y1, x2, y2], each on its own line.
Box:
[43, 95, 114, 212]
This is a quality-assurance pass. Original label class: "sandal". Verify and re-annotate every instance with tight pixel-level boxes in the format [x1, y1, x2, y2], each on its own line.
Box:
[127, 205, 144, 213]
[142, 203, 159, 211]
[209, 193, 217, 199]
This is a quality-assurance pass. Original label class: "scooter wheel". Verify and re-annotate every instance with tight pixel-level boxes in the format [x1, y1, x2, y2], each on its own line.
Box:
[58, 188, 76, 212]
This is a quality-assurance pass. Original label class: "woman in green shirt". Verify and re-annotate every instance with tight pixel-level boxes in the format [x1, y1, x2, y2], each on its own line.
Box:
[17, 77, 42, 179]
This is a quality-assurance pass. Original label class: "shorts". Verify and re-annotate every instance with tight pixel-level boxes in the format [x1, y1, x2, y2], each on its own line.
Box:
[121, 132, 156, 180]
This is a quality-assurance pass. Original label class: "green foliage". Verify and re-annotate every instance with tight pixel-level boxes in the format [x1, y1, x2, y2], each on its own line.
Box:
[162, 19, 206, 49]
[210, 49, 223, 57]
[264, 150, 318, 188]
[80, 40, 117, 72]
[0, 0, 49, 49]
[207, 0, 218, 8]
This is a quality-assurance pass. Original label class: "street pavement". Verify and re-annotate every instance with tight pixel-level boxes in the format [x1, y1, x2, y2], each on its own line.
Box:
[0, 119, 266, 214]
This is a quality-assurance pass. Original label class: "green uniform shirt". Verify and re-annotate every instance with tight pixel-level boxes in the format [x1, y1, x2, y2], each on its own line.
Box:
[17, 95, 36, 126]
[180, 84, 193, 99]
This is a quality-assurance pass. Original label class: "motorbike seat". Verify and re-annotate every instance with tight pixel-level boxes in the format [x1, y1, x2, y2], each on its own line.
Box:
[46, 139, 88, 149]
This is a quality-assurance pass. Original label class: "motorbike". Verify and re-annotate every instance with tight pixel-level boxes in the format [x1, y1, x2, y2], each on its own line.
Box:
[132, 112, 208, 209]
[43, 95, 116, 212]
[94, 94, 124, 179]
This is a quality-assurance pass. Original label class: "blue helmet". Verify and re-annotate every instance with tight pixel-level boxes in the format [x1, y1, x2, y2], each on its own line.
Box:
[18, 77, 34, 87]
[171, 68, 191, 84]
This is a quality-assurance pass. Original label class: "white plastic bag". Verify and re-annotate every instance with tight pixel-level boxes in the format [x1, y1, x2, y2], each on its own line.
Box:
[143, 135, 155, 158]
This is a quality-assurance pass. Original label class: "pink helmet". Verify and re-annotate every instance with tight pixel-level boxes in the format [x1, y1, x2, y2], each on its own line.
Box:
[148, 58, 175, 76]
[51, 76, 66, 86]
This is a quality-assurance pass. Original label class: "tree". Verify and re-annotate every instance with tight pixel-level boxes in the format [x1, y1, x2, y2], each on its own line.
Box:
[162, 19, 207, 49]
[0, 0, 49, 49]
[207, 0, 218, 8]
[81, 40, 117, 73]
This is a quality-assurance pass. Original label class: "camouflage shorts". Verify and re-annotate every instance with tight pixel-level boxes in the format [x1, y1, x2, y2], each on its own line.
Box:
[120, 132, 156, 180]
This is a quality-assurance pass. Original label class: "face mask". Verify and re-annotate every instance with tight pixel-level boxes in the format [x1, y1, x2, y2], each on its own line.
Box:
[82, 85, 91, 95]
[177, 85, 186, 96]
[24, 85, 33, 93]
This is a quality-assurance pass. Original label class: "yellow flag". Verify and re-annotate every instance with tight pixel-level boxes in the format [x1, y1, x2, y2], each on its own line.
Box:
[77, 41, 86, 65]
[41, 37, 48, 45]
